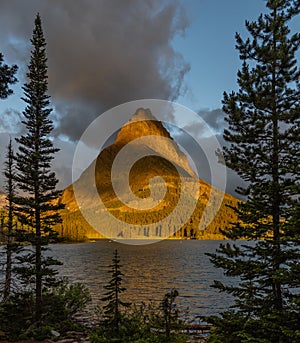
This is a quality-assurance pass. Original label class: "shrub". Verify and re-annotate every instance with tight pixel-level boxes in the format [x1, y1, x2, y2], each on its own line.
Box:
[0, 279, 91, 340]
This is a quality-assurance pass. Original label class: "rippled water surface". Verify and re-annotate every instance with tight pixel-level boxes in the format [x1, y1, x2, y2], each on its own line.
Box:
[49, 239, 236, 317]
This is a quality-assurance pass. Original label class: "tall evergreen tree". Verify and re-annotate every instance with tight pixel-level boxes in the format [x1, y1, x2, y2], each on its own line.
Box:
[2, 139, 17, 301]
[101, 249, 131, 331]
[14, 14, 64, 323]
[207, 1, 300, 342]
[0, 36, 18, 304]
[0, 53, 17, 99]
[159, 289, 179, 341]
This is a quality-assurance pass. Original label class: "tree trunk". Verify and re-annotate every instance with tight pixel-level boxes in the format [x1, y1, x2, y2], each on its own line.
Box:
[3, 243, 12, 301]
[35, 209, 42, 323]
[271, 9, 283, 310]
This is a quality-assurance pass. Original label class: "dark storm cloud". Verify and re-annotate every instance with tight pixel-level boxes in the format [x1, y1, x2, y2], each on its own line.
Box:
[0, 0, 190, 141]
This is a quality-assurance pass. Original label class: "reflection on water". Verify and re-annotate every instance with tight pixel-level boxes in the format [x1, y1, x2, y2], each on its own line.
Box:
[49, 240, 235, 317]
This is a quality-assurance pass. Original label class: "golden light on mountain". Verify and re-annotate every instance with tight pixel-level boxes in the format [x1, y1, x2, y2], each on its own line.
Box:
[58, 108, 239, 241]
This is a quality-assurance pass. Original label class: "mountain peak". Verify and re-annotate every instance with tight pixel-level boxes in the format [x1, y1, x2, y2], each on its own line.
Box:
[131, 108, 157, 121]
[112, 108, 197, 178]
[114, 108, 172, 145]
[59, 107, 239, 241]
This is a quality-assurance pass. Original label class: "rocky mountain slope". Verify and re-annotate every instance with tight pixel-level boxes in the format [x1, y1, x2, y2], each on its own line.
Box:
[57, 108, 239, 241]
[0, 191, 6, 210]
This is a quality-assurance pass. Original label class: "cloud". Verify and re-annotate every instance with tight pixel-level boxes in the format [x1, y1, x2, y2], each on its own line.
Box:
[52, 138, 77, 189]
[0, 0, 190, 141]
[0, 130, 75, 191]
[0, 108, 23, 134]
[172, 108, 227, 139]
[197, 108, 227, 133]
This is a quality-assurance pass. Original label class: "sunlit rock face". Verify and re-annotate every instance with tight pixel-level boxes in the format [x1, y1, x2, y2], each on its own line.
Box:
[114, 108, 196, 178]
[0, 192, 6, 210]
[59, 109, 239, 241]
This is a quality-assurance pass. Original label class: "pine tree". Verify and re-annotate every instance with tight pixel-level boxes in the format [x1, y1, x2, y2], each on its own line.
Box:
[14, 14, 64, 323]
[2, 139, 19, 301]
[159, 289, 179, 341]
[0, 53, 17, 99]
[100, 249, 131, 331]
[207, 1, 300, 342]
[0, 55, 18, 295]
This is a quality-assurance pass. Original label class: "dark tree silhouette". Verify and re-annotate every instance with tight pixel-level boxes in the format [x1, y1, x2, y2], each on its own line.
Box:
[14, 14, 64, 323]
[159, 289, 179, 341]
[101, 249, 131, 331]
[2, 139, 18, 301]
[207, 1, 300, 342]
[0, 53, 17, 99]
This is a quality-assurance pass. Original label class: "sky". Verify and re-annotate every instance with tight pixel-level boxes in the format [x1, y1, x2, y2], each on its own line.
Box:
[0, 0, 292, 196]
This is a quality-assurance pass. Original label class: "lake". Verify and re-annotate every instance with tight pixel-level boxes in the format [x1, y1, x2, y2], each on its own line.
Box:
[49, 239, 237, 318]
